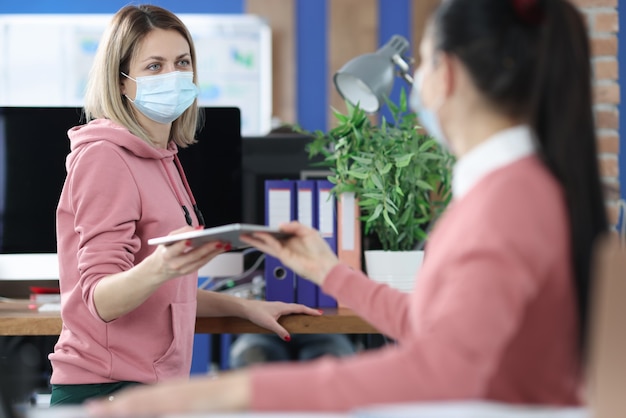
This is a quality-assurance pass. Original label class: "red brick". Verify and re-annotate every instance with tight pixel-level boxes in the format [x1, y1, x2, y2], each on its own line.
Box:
[594, 59, 619, 80]
[599, 156, 619, 178]
[595, 108, 620, 130]
[594, 11, 619, 33]
[606, 201, 622, 226]
[597, 133, 620, 154]
[594, 83, 620, 105]
[603, 181, 621, 201]
[591, 36, 618, 56]
[571, 0, 617, 7]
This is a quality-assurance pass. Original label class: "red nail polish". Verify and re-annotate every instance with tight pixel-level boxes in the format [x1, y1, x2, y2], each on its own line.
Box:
[185, 239, 192, 247]
[317, 309, 324, 314]
[196, 225, 204, 230]
[284, 335, 291, 342]
[224, 243, 232, 251]
[215, 242, 223, 249]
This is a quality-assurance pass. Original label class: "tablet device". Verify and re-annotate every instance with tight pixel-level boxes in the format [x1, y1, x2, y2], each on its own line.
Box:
[147, 223, 292, 250]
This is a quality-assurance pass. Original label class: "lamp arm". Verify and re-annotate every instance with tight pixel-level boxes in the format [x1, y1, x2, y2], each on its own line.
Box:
[391, 54, 414, 84]
[398, 71, 414, 85]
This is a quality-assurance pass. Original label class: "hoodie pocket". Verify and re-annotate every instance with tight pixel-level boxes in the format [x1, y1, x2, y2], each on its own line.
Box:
[152, 301, 195, 381]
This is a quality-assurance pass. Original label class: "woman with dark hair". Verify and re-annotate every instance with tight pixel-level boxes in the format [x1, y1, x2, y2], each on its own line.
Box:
[87, 0, 608, 415]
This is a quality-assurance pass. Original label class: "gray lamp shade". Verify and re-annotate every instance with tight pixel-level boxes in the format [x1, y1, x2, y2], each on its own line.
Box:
[333, 53, 395, 113]
[333, 35, 411, 113]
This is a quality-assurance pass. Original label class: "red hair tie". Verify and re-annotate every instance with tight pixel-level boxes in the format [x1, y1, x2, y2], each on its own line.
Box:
[512, 0, 544, 25]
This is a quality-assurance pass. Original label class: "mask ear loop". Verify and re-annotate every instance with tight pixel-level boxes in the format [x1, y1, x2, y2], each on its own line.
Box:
[120, 72, 136, 103]
[423, 53, 447, 112]
[424, 53, 454, 152]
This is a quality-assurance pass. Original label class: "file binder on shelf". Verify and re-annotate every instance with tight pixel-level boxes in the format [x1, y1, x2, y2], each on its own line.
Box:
[337, 192, 362, 272]
[295, 180, 319, 307]
[316, 179, 338, 308]
[264, 180, 296, 303]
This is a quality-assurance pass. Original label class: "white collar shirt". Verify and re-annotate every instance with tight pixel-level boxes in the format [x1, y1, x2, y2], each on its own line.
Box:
[452, 125, 538, 201]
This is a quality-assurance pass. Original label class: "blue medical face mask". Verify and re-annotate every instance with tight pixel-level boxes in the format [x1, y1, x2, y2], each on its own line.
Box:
[409, 68, 450, 152]
[121, 71, 199, 124]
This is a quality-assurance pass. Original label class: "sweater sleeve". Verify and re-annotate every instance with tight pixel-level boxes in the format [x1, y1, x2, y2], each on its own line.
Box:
[251, 246, 540, 412]
[250, 159, 576, 412]
[67, 144, 142, 319]
[321, 264, 414, 341]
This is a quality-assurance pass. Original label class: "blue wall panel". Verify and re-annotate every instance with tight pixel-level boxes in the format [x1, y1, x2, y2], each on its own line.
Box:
[295, 0, 328, 133]
[0, 1, 244, 14]
[378, 0, 412, 124]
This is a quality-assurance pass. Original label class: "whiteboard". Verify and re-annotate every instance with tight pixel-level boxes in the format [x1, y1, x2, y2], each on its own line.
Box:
[0, 14, 272, 136]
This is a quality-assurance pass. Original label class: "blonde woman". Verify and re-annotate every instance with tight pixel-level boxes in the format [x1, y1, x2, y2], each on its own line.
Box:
[49, 4, 319, 405]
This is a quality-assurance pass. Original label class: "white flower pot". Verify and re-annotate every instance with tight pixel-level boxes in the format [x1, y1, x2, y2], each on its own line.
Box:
[364, 250, 425, 293]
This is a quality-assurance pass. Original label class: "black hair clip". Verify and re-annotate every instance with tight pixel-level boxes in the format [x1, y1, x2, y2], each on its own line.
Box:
[512, 0, 544, 25]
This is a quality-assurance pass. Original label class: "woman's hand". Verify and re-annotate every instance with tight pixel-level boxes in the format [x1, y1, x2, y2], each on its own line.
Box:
[94, 226, 227, 322]
[240, 221, 340, 286]
[147, 226, 228, 285]
[86, 370, 251, 417]
[242, 299, 322, 341]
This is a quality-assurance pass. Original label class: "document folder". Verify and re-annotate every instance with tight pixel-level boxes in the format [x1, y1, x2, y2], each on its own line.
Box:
[316, 180, 338, 308]
[295, 180, 319, 307]
[264, 180, 296, 303]
[337, 192, 362, 272]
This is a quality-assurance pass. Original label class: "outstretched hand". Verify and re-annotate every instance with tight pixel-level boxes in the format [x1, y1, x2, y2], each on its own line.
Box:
[240, 221, 339, 286]
[243, 299, 322, 341]
[86, 370, 252, 416]
[93, 225, 228, 323]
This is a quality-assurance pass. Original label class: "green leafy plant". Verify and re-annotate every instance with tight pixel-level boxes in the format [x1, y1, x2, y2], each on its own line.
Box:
[303, 89, 454, 251]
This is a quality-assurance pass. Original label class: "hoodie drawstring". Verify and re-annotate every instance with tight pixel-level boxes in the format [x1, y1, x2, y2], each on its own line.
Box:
[161, 155, 205, 227]
[173, 154, 205, 226]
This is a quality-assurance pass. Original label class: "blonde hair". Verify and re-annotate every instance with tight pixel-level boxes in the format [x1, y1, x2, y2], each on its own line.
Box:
[83, 4, 200, 148]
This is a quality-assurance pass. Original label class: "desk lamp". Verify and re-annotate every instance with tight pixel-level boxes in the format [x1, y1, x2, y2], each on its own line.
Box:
[333, 34, 414, 113]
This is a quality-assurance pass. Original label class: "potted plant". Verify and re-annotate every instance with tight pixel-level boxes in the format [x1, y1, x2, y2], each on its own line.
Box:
[302, 90, 454, 288]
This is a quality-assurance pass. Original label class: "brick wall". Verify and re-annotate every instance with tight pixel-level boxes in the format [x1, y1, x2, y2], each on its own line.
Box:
[254, 0, 622, 226]
[572, 0, 621, 225]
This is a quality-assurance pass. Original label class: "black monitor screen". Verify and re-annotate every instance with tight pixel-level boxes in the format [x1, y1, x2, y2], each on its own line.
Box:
[178, 107, 242, 229]
[241, 133, 325, 225]
[0, 106, 242, 254]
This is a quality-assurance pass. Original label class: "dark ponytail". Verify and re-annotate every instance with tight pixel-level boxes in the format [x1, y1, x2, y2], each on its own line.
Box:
[432, 0, 609, 355]
[528, 0, 608, 355]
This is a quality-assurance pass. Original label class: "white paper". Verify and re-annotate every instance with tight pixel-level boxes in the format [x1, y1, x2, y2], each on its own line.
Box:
[268, 189, 292, 228]
[318, 189, 335, 237]
[298, 190, 313, 227]
[340, 192, 355, 250]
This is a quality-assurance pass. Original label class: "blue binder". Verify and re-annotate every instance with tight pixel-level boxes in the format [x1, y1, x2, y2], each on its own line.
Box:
[315, 180, 338, 308]
[264, 180, 296, 303]
[295, 180, 319, 307]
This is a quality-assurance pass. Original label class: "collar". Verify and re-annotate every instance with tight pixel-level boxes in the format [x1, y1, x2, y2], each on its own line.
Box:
[452, 125, 537, 200]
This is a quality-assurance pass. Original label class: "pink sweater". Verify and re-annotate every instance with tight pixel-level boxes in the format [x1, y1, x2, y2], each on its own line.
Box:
[251, 155, 581, 411]
[50, 119, 199, 384]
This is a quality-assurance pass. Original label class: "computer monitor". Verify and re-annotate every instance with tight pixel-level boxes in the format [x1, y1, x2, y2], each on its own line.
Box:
[241, 133, 327, 225]
[0, 106, 242, 251]
[0, 107, 77, 255]
[0, 106, 243, 293]
[178, 107, 242, 229]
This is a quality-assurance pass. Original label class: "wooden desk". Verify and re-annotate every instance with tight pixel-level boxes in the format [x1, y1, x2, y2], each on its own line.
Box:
[0, 301, 378, 336]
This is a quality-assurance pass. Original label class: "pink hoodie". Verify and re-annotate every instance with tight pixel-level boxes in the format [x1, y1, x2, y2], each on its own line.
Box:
[49, 119, 199, 384]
